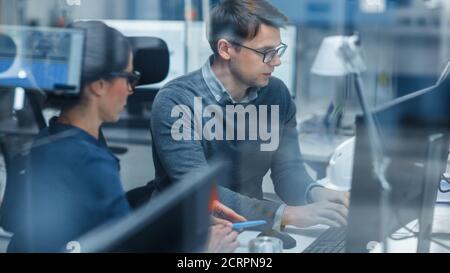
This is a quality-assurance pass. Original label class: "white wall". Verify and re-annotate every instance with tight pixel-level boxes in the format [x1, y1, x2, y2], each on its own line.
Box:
[0, 0, 22, 24]
[134, 0, 160, 19]
[1, 0, 160, 26]
[70, 0, 129, 20]
[24, 0, 130, 26]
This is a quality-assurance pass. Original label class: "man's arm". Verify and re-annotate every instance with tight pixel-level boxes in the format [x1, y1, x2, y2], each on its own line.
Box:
[270, 85, 318, 206]
[217, 186, 282, 229]
[269, 81, 350, 228]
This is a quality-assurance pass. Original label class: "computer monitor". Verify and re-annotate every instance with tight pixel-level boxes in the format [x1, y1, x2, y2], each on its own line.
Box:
[0, 25, 85, 95]
[417, 133, 447, 253]
[76, 162, 230, 253]
[346, 79, 450, 253]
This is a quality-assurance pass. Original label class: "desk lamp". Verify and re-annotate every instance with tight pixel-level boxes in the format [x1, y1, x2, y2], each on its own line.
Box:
[311, 35, 366, 133]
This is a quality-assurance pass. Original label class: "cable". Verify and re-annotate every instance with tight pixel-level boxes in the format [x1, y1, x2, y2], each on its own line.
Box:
[388, 225, 418, 241]
[429, 237, 450, 251]
[388, 209, 418, 241]
[389, 233, 417, 241]
[388, 224, 450, 251]
[389, 232, 450, 251]
[389, 209, 450, 251]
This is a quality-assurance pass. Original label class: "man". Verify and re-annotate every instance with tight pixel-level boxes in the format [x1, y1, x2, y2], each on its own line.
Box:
[151, 0, 349, 230]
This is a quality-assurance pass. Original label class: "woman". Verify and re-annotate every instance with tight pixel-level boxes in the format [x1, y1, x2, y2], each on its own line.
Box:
[4, 21, 240, 253]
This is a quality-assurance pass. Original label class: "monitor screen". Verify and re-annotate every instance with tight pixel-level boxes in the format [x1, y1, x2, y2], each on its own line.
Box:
[76, 162, 230, 253]
[0, 25, 84, 95]
[346, 79, 450, 252]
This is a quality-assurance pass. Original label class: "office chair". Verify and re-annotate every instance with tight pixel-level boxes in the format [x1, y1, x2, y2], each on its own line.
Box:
[111, 36, 170, 128]
[111, 37, 169, 206]
[0, 90, 44, 240]
[104, 37, 170, 157]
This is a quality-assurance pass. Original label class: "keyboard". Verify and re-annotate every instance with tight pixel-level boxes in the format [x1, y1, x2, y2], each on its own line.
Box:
[303, 228, 347, 253]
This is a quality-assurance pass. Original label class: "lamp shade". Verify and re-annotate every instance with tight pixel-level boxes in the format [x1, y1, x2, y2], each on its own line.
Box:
[311, 35, 366, 76]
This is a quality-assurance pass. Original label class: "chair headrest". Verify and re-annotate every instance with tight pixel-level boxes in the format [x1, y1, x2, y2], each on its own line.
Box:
[128, 37, 170, 86]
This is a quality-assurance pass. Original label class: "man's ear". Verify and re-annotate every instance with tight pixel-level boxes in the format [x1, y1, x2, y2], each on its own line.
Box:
[216, 39, 233, 61]
[87, 79, 108, 97]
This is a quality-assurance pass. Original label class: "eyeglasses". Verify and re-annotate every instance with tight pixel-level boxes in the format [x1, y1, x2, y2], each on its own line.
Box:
[230, 41, 288, 64]
[109, 71, 141, 89]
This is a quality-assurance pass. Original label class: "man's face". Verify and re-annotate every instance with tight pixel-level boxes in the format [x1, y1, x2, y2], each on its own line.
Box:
[229, 24, 283, 89]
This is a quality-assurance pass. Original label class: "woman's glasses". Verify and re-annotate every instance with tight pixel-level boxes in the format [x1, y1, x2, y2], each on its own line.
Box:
[109, 71, 141, 89]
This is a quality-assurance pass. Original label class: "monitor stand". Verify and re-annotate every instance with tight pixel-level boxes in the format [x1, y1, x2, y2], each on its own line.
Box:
[417, 133, 448, 253]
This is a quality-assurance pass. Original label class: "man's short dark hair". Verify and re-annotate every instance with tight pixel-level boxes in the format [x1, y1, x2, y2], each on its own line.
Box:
[208, 0, 288, 54]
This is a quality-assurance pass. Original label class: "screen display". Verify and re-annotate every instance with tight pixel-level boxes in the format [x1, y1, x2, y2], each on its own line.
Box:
[0, 25, 84, 95]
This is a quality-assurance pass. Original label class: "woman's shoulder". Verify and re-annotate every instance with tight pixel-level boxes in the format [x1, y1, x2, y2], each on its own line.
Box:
[32, 126, 115, 166]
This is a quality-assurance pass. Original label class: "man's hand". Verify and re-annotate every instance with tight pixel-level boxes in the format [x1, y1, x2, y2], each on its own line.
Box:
[282, 187, 350, 228]
[282, 202, 348, 228]
[309, 187, 350, 208]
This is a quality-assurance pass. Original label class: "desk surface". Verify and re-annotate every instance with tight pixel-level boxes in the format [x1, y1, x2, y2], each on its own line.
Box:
[237, 204, 450, 253]
[299, 132, 350, 164]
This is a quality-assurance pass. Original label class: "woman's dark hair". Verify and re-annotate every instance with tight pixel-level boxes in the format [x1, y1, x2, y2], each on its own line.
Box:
[54, 21, 131, 109]
[73, 20, 132, 87]
[208, 0, 288, 55]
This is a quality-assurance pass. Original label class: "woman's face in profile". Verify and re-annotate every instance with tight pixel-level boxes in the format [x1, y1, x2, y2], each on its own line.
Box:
[100, 53, 134, 123]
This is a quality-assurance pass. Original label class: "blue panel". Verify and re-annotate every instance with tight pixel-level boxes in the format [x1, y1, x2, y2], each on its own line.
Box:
[0, 59, 69, 90]
[160, 0, 184, 20]
[270, 0, 399, 27]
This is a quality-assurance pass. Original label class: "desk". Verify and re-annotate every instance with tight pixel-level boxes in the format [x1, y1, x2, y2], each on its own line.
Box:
[102, 127, 151, 145]
[236, 204, 450, 253]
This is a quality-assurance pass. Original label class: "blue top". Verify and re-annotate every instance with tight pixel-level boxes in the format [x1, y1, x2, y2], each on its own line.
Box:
[150, 56, 319, 229]
[6, 118, 131, 252]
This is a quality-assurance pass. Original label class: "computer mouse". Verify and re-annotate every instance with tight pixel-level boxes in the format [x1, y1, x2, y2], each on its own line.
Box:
[257, 229, 297, 250]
